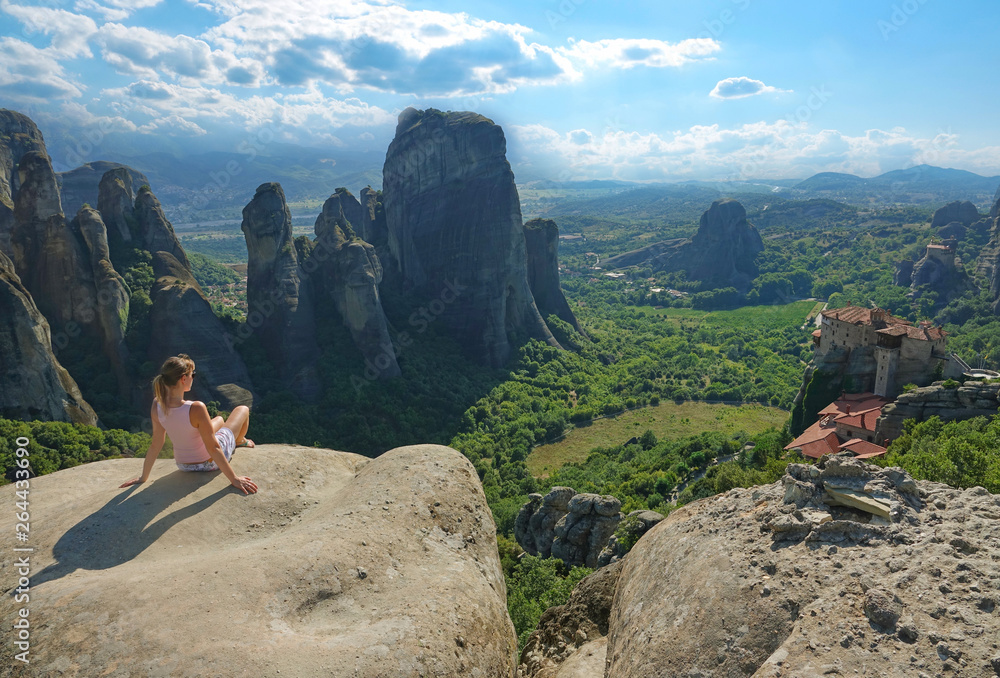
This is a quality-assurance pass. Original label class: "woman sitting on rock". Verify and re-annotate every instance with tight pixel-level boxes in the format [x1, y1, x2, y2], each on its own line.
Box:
[120, 354, 258, 494]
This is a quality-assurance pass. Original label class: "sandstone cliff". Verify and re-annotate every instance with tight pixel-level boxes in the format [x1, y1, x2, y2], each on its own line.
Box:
[147, 251, 255, 410]
[58, 160, 149, 223]
[382, 107, 560, 366]
[72, 206, 131, 397]
[593, 457, 1000, 677]
[360, 185, 387, 248]
[313, 190, 400, 379]
[96, 166, 137, 247]
[241, 182, 320, 399]
[0, 109, 47, 255]
[134, 184, 189, 270]
[0, 249, 97, 425]
[0, 444, 517, 677]
[876, 379, 1000, 444]
[603, 199, 764, 291]
[523, 218, 585, 337]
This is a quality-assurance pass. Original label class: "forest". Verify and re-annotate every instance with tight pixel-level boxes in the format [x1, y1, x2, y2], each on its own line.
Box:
[4, 186, 1000, 649]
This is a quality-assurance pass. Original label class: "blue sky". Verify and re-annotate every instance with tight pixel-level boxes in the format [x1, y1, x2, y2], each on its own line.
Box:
[1, 0, 998, 181]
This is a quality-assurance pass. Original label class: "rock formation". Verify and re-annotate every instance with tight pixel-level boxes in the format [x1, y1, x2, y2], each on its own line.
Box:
[359, 185, 387, 248]
[523, 218, 585, 337]
[893, 258, 914, 286]
[147, 251, 255, 410]
[992, 187, 1000, 220]
[518, 561, 623, 678]
[0, 249, 98, 425]
[599, 456, 1000, 677]
[382, 107, 560, 367]
[0, 444, 517, 676]
[515, 487, 622, 568]
[909, 240, 963, 293]
[58, 160, 149, 222]
[0, 108, 47, 255]
[596, 509, 663, 567]
[72, 206, 131, 397]
[603, 199, 765, 291]
[312, 191, 400, 379]
[240, 182, 320, 399]
[133, 184, 189, 270]
[978, 208, 1000, 314]
[936, 220, 967, 241]
[97, 166, 136, 247]
[876, 379, 1000, 444]
[930, 200, 980, 229]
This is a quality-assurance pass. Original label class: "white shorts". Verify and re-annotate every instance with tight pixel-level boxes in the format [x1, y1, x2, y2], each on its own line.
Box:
[175, 428, 236, 472]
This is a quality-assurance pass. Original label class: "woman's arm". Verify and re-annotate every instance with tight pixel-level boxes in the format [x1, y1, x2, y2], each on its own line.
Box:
[190, 401, 257, 494]
[120, 403, 166, 487]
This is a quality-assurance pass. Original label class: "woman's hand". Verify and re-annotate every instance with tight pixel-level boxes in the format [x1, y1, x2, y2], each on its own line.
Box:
[231, 476, 258, 494]
[119, 477, 143, 488]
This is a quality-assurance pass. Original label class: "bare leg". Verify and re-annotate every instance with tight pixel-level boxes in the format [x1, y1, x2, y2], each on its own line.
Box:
[211, 416, 225, 433]
[224, 406, 251, 445]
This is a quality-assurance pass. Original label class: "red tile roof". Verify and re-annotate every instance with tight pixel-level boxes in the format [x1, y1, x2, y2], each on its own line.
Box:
[822, 306, 909, 327]
[839, 439, 888, 459]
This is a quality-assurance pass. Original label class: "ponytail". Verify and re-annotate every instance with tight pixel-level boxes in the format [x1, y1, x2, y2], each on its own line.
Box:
[153, 353, 195, 411]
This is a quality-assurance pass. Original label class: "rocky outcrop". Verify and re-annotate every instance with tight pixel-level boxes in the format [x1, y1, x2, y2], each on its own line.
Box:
[515, 487, 622, 568]
[991, 187, 1000, 220]
[240, 182, 320, 399]
[382, 107, 560, 367]
[0, 444, 517, 676]
[893, 258, 914, 286]
[518, 561, 623, 678]
[0, 109, 47, 255]
[96, 166, 136, 247]
[0, 249, 98, 425]
[909, 241, 960, 291]
[596, 509, 663, 567]
[930, 200, 979, 229]
[604, 199, 764, 291]
[312, 191, 400, 379]
[524, 218, 585, 337]
[72, 206, 131, 397]
[133, 185, 189, 270]
[875, 379, 1000, 444]
[603, 456, 1000, 677]
[58, 161, 149, 222]
[360, 185, 386, 248]
[9, 150, 104, 338]
[147, 251, 255, 410]
[937, 220, 967, 241]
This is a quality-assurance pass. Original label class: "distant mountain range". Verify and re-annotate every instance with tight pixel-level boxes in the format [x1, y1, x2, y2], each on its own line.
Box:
[793, 165, 1000, 206]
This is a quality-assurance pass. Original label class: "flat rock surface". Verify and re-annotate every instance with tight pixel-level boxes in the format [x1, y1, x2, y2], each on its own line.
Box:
[0, 444, 517, 677]
[605, 460, 1000, 677]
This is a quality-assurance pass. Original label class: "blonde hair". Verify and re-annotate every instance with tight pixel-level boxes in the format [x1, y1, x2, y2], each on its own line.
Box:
[152, 354, 195, 411]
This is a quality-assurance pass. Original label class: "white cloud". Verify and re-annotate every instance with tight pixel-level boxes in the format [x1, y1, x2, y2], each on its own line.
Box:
[509, 121, 1000, 182]
[0, 1, 98, 58]
[0, 37, 84, 102]
[559, 38, 720, 69]
[74, 0, 163, 21]
[710, 76, 789, 99]
[139, 115, 208, 136]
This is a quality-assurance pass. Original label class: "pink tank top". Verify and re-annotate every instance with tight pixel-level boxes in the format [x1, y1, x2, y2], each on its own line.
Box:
[156, 401, 210, 463]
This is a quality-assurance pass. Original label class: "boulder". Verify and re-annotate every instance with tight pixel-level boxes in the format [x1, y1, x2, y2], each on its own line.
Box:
[382, 107, 560, 366]
[930, 200, 979, 229]
[516, 488, 622, 568]
[240, 182, 320, 400]
[0, 249, 97, 425]
[597, 509, 664, 567]
[312, 191, 400, 379]
[133, 184, 190, 270]
[603, 199, 764, 291]
[0, 444, 517, 676]
[523, 218, 585, 337]
[604, 458, 1000, 677]
[147, 251, 255, 410]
